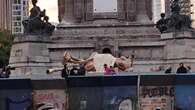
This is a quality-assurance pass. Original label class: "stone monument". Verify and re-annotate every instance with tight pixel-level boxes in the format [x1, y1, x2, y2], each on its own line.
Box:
[9, 0, 195, 76]
[9, 0, 55, 76]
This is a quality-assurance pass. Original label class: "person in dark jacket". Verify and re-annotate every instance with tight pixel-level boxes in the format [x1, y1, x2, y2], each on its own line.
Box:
[165, 66, 172, 74]
[78, 64, 86, 75]
[176, 63, 187, 74]
[0, 66, 11, 78]
[61, 64, 68, 78]
[70, 65, 79, 76]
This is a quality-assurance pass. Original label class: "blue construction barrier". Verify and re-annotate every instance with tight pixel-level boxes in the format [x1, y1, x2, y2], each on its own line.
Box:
[175, 75, 195, 110]
[140, 75, 175, 110]
[31, 79, 67, 110]
[68, 75, 138, 110]
[0, 79, 32, 110]
[0, 74, 195, 110]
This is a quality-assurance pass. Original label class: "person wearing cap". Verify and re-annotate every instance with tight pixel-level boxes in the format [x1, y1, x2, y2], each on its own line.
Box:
[176, 63, 187, 74]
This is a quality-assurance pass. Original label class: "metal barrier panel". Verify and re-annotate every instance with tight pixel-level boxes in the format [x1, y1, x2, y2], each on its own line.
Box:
[69, 87, 102, 110]
[32, 79, 67, 110]
[140, 75, 175, 110]
[68, 75, 138, 110]
[33, 90, 67, 109]
[175, 75, 195, 110]
[2, 74, 195, 110]
[175, 85, 195, 110]
[0, 79, 32, 110]
[103, 86, 137, 110]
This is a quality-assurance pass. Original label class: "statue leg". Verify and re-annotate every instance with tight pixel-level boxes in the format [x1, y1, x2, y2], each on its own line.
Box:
[115, 60, 127, 71]
[84, 61, 95, 72]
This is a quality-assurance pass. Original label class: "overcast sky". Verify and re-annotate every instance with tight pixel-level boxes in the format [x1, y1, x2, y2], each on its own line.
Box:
[37, 0, 118, 22]
[37, 0, 195, 26]
[37, 0, 58, 23]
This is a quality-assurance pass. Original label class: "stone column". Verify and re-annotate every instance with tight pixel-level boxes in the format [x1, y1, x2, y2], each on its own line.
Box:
[62, 0, 75, 23]
[126, 0, 137, 21]
[85, 0, 93, 21]
[58, 0, 65, 22]
[146, 0, 153, 20]
[114, 40, 119, 57]
[74, 0, 84, 22]
[117, 0, 126, 20]
[136, 0, 151, 23]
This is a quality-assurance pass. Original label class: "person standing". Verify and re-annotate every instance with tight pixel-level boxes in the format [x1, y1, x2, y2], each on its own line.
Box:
[187, 66, 192, 73]
[165, 66, 172, 74]
[0, 66, 11, 78]
[104, 64, 110, 75]
[108, 66, 116, 75]
[176, 63, 187, 74]
[61, 64, 68, 78]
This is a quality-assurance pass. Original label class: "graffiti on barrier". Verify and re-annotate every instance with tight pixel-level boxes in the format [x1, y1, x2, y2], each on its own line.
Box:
[140, 86, 175, 110]
[33, 90, 67, 110]
[141, 86, 175, 98]
[118, 99, 133, 110]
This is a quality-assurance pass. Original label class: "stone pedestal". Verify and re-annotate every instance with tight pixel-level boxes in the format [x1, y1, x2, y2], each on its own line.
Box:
[161, 31, 194, 39]
[162, 31, 195, 72]
[50, 23, 163, 73]
[9, 35, 51, 76]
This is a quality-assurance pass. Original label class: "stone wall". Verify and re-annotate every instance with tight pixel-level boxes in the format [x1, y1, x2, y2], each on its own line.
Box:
[9, 35, 51, 76]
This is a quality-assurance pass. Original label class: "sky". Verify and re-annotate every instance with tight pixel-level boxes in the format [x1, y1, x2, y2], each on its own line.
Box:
[36, 0, 195, 27]
[37, 0, 58, 23]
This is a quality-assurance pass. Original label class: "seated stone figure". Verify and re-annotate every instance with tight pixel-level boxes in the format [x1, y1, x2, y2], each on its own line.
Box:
[156, 13, 168, 33]
[43, 16, 55, 35]
[23, 0, 55, 35]
[168, 0, 192, 31]
[156, 0, 193, 33]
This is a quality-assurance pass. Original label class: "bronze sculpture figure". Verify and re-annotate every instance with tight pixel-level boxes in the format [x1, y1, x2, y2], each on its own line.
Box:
[156, 0, 192, 33]
[22, 0, 55, 35]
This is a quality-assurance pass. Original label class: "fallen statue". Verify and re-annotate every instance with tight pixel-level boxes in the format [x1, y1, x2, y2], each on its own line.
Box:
[47, 52, 134, 74]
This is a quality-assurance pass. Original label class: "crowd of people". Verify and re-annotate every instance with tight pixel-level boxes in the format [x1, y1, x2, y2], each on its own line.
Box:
[103, 62, 192, 75]
[102, 62, 193, 75]
[10, 62, 194, 78]
[60, 63, 122, 77]
[0, 62, 193, 79]
[165, 63, 191, 74]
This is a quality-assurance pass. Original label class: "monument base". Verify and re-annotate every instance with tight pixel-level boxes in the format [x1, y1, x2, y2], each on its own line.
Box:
[161, 31, 194, 40]
[9, 25, 195, 76]
[9, 35, 52, 76]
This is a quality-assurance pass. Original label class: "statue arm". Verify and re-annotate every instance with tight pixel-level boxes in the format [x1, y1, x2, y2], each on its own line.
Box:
[70, 56, 83, 61]
[47, 67, 64, 74]
[68, 58, 93, 64]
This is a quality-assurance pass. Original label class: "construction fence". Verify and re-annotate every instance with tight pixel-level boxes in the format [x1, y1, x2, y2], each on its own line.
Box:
[1, 74, 195, 110]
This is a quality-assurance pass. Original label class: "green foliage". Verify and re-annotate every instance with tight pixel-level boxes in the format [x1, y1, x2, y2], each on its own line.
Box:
[0, 30, 14, 68]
